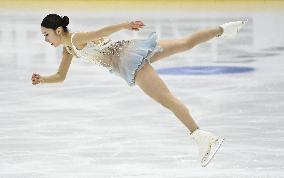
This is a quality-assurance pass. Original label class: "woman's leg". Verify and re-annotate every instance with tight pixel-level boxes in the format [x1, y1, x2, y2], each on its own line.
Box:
[135, 63, 199, 133]
[151, 26, 223, 63]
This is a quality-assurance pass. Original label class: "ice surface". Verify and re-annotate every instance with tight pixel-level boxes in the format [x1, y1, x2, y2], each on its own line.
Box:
[0, 9, 284, 178]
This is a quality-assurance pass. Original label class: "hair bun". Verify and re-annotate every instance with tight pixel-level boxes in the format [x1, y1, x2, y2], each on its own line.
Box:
[62, 16, 69, 27]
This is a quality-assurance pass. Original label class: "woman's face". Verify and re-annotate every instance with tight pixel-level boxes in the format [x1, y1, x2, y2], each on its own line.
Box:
[41, 27, 62, 47]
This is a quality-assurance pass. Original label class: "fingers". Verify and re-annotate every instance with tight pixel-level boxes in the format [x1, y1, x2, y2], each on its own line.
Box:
[31, 73, 41, 85]
[32, 73, 40, 80]
[32, 80, 39, 85]
[34, 73, 40, 76]
[134, 21, 145, 26]
[32, 77, 40, 85]
[131, 25, 143, 31]
[130, 21, 145, 31]
[32, 79, 40, 85]
[134, 21, 145, 28]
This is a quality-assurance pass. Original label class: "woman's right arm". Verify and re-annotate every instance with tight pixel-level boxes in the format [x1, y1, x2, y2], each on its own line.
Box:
[31, 47, 73, 85]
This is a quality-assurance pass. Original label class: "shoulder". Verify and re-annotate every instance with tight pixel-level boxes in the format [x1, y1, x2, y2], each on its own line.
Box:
[71, 32, 88, 50]
[72, 31, 89, 42]
[72, 30, 104, 45]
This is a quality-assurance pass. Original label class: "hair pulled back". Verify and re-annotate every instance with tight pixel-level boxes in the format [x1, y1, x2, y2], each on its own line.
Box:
[41, 14, 69, 32]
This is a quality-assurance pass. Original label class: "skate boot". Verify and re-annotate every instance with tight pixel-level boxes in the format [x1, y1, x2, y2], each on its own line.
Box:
[219, 20, 248, 38]
[191, 129, 224, 167]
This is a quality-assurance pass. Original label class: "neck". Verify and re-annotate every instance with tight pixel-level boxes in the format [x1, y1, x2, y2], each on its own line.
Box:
[61, 32, 72, 47]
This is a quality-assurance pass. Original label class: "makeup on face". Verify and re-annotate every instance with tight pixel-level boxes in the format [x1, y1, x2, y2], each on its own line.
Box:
[41, 27, 58, 46]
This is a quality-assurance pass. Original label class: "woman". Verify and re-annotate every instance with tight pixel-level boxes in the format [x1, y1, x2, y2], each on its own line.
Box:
[32, 14, 246, 167]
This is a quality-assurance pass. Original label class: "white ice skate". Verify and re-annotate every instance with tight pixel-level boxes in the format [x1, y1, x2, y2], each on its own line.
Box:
[219, 20, 248, 38]
[191, 129, 224, 167]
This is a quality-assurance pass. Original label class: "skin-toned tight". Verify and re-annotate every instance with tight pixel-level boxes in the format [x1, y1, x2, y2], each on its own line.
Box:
[135, 26, 223, 133]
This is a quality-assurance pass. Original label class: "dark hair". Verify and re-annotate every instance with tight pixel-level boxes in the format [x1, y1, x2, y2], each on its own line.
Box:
[41, 14, 69, 32]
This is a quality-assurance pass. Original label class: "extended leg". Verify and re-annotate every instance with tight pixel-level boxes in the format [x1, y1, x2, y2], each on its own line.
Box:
[151, 26, 223, 63]
[151, 20, 247, 63]
[135, 64, 225, 167]
[135, 63, 199, 133]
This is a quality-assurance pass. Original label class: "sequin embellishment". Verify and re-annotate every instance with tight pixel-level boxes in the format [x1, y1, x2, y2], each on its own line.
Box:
[70, 33, 132, 72]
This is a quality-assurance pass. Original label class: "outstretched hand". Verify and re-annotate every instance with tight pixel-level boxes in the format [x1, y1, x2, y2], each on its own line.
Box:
[125, 21, 145, 31]
[31, 73, 43, 85]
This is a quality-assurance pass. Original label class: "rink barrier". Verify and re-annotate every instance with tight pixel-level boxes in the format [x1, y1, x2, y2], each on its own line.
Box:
[0, 0, 284, 11]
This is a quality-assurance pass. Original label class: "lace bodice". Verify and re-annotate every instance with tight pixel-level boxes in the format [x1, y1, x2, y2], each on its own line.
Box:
[65, 33, 132, 72]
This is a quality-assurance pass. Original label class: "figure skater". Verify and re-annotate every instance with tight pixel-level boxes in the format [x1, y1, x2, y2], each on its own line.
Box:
[32, 14, 247, 167]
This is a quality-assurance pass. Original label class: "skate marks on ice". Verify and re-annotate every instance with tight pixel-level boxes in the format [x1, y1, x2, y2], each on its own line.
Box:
[0, 10, 284, 178]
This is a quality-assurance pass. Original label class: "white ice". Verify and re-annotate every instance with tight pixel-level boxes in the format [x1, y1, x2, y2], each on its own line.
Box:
[0, 9, 284, 178]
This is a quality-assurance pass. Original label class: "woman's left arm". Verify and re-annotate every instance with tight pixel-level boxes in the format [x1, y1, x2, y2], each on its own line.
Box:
[75, 21, 145, 44]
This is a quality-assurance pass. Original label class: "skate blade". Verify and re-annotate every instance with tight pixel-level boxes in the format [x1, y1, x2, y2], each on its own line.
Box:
[201, 138, 224, 167]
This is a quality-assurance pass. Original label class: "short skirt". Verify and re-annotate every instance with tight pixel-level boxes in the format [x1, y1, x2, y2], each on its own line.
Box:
[111, 32, 163, 86]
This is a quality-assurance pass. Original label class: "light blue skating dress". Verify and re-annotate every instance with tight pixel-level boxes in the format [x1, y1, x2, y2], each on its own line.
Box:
[66, 32, 162, 86]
